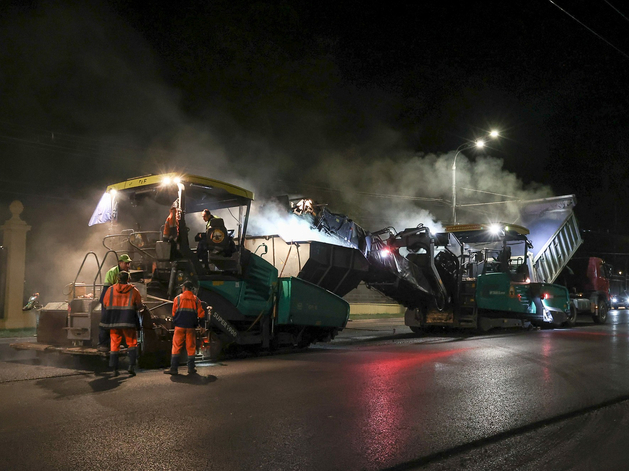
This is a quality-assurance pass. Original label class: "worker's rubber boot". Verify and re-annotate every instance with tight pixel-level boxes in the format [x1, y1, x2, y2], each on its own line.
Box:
[187, 357, 197, 375]
[97, 327, 110, 352]
[127, 348, 137, 377]
[109, 352, 119, 377]
[164, 354, 179, 375]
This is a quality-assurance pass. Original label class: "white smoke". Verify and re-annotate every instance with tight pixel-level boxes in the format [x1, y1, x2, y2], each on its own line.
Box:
[310, 150, 554, 232]
[248, 200, 354, 247]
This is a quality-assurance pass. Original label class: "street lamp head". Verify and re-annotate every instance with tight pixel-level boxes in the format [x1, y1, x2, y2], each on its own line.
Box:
[452, 128, 500, 224]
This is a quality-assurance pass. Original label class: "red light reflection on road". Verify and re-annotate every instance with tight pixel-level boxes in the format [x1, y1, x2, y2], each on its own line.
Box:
[365, 348, 472, 374]
[351, 347, 472, 467]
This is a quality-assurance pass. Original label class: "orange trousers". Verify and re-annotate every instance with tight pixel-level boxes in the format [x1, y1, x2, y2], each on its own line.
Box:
[110, 328, 137, 352]
[172, 327, 196, 356]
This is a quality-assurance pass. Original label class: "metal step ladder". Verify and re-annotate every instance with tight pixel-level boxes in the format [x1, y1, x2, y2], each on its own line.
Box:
[65, 298, 100, 345]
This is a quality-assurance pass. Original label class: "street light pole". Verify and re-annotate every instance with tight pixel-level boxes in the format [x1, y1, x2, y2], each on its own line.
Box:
[452, 143, 474, 225]
[451, 130, 499, 225]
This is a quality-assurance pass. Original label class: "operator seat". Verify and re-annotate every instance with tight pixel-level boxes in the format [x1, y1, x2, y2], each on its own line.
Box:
[207, 217, 233, 256]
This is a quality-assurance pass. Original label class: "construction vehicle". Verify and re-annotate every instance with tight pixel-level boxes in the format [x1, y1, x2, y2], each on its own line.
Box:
[12, 174, 350, 366]
[557, 257, 612, 323]
[286, 195, 582, 331]
[400, 223, 574, 331]
[244, 198, 370, 298]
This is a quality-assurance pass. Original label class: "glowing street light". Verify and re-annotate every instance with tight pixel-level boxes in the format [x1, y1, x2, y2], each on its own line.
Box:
[451, 130, 500, 224]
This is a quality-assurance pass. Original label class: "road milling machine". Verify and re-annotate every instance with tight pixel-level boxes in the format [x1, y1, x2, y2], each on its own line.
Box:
[284, 195, 583, 332]
[13, 174, 351, 366]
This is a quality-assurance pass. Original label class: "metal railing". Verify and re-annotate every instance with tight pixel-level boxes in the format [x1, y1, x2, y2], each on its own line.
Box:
[103, 230, 161, 260]
[71, 251, 101, 300]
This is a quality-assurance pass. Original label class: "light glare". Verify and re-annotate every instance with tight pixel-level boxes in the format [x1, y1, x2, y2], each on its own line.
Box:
[475, 139, 485, 148]
[488, 223, 501, 235]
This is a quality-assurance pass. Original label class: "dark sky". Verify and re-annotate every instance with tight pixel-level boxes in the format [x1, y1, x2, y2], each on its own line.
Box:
[2, 0, 629, 232]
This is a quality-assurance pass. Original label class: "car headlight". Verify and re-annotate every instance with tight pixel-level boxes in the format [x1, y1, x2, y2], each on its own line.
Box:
[612, 296, 618, 303]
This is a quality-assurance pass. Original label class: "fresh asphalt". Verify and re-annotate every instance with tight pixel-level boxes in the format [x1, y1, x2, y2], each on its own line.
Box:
[2, 313, 629, 470]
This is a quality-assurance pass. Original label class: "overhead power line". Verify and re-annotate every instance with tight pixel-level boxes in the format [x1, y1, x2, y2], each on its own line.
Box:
[0, 119, 174, 158]
[459, 187, 519, 199]
[547, 0, 629, 61]
[604, 1, 629, 24]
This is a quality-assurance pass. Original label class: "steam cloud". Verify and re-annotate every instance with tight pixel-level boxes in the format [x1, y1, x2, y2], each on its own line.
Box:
[248, 200, 354, 247]
[0, 2, 555, 304]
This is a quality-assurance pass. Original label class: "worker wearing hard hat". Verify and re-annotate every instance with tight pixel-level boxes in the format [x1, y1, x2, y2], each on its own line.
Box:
[100, 271, 143, 377]
[97, 254, 133, 352]
[164, 281, 206, 375]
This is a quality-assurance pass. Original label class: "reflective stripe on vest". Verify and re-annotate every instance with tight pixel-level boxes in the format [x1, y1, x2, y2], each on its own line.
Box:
[174, 297, 201, 315]
[107, 285, 135, 310]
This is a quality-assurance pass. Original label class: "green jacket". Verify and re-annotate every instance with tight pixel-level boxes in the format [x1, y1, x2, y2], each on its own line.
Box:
[105, 265, 120, 286]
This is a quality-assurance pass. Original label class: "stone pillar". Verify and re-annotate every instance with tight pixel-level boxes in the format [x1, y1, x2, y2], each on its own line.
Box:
[0, 201, 34, 329]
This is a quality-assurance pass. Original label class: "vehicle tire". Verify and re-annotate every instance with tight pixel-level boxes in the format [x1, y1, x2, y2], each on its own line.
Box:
[208, 332, 224, 360]
[563, 304, 577, 328]
[297, 330, 313, 349]
[533, 298, 553, 328]
[409, 326, 422, 334]
[593, 299, 609, 324]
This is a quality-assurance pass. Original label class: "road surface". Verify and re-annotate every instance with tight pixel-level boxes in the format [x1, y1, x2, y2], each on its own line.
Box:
[2, 312, 629, 470]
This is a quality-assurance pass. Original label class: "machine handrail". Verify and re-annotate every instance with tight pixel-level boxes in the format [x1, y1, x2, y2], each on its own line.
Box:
[127, 231, 160, 260]
[102, 231, 161, 260]
[94, 250, 120, 296]
[72, 252, 101, 300]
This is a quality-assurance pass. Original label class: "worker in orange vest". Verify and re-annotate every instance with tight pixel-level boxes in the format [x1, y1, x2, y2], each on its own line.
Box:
[164, 281, 206, 375]
[163, 204, 179, 241]
[100, 271, 143, 376]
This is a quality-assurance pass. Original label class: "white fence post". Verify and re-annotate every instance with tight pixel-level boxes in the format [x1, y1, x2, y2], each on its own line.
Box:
[0, 201, 34, 330]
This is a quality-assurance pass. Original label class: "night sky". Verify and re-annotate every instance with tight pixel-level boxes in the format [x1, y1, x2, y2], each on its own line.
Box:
[2, 0, 629, 235]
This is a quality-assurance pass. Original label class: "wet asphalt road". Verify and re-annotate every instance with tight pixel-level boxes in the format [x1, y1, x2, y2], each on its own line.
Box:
[3, 312, 629, 470]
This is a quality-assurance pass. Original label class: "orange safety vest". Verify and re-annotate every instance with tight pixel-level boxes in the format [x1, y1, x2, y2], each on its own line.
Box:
[100, 283, 142, 329]
[163, 209, 179, 238]
[172, 290, 206, 328]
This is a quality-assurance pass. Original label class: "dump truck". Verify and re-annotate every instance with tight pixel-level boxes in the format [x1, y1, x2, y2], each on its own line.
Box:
[557, 257, 612, 324]
[13, 174, 351, 366]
